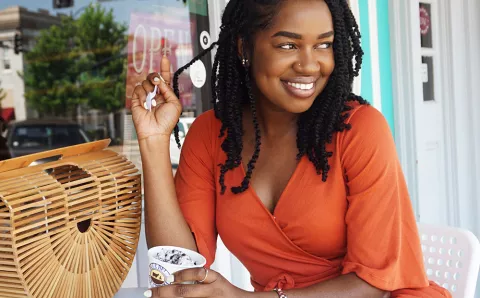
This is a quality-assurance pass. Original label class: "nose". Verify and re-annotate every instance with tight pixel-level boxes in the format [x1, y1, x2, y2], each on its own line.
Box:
[293, 49, 321, 75]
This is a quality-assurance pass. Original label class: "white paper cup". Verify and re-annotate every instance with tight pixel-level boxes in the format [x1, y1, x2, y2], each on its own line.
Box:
[148, 246, 206, 288]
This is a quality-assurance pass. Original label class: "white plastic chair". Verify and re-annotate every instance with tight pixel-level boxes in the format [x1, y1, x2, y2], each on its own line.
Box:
[418, 223, 480, 298]
[211, 237, 253, 291]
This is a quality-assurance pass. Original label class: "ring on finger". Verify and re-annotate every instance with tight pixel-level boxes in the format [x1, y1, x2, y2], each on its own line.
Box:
[198, 268, 209, 283]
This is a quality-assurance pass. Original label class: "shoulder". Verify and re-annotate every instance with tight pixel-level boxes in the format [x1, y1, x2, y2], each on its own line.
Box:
[182, 110, 222, 156]
[344, 101, 386, 124]
[337, 103, 401, 186]
[337, 102, 395, 157]
[187, 109, 221, 138]
[190, 109, 220, 129]
[343, 101, 392, 139]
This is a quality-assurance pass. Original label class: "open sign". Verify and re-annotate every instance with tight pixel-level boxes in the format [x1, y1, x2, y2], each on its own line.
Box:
[126, 11, 196, 109]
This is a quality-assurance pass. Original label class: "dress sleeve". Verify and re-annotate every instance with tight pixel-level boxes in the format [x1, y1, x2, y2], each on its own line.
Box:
[174, 111, 218, 267]
[339, 105, 429, 291]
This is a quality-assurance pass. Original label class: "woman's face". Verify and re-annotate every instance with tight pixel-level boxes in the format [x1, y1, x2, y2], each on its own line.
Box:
[248, 0, 335, 114]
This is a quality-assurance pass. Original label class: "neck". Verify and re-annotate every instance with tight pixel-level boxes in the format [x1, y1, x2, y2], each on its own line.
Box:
[253, 98, 299, 140]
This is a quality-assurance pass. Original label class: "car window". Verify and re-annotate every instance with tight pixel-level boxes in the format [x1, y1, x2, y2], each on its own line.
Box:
[12, 127, 49, 148]
[11, 125, 88, 149]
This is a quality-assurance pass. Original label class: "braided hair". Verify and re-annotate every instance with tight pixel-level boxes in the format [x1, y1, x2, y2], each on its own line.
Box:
[172, 0, 368, 194]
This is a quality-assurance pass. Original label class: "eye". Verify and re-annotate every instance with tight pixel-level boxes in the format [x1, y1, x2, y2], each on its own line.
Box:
[278, 43, 296, 50]
[316, 42, 332, 50]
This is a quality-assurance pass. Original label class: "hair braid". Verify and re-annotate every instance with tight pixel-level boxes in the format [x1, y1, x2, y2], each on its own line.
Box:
[231, 69, 261, 193]
[172, 41, 218, 148]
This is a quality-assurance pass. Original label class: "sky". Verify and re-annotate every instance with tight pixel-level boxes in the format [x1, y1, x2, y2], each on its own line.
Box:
[0, 0, 188, 25]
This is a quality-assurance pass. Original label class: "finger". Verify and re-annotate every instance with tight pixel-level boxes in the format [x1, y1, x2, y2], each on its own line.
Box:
[147, 72, 164, 86]
[171, 267, 216, 284]
[142, 79, 155, 94]
[154, 94, 166, 105]
[132, 85, 147, 109]
[160, 55, 172, 84]
[158, 79, 181, 104]
[148, 283, 214, 298]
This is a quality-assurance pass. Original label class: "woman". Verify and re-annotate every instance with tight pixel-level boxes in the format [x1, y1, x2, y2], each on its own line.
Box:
[132, 0, 452, 297]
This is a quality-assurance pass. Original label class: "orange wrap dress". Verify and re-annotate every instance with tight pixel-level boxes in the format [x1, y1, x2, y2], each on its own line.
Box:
[174, 103, 452, 297]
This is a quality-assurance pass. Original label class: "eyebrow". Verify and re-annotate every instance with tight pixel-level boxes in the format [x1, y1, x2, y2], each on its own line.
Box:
[271, 30, 334, 40]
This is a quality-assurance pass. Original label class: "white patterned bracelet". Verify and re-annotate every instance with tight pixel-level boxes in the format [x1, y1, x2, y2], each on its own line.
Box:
[273, 288, 288, 298]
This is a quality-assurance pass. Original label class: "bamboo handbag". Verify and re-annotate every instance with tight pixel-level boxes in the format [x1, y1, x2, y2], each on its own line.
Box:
[0, 139, 142, 298]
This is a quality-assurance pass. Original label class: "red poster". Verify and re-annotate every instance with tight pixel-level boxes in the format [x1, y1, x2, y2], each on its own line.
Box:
[419, 6, 431, 36]
[125, 9, 196, 109]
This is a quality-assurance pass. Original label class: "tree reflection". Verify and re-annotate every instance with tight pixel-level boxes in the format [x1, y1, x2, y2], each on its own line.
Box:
[21, 5, 127, 142]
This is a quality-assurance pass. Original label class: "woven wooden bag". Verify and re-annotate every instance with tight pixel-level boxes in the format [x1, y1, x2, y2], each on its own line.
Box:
[0, 140, 142, 298]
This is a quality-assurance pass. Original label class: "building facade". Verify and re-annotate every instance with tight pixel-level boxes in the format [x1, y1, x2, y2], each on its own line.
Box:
[0, 6, 63, 121]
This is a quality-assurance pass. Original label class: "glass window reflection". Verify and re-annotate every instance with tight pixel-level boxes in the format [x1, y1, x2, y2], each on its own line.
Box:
[0, 0, 212, 169]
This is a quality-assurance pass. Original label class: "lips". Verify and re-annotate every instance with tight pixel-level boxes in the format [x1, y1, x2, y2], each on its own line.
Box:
[281, 79, 317, 99]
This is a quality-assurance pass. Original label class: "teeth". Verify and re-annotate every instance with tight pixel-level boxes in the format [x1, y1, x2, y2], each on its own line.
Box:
[287, 82, 314, 90]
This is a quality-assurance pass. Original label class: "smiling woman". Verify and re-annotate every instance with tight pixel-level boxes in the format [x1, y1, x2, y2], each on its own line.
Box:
[165, 0, 366, 197]
[131, 1, 452, 298]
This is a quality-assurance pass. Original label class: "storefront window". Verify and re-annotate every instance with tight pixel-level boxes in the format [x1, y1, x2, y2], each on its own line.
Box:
[0, 0, 212, 170]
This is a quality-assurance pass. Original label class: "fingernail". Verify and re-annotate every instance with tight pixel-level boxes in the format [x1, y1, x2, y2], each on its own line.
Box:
[144, 290, 152, 297]
[166, 275, 175, 283]
[152, 99, 157, 107]
[144, 102, 148, 110]
[154, 77, 160, 82]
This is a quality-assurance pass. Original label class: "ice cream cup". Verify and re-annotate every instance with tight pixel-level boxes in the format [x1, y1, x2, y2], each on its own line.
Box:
[148, 246, 206, 288]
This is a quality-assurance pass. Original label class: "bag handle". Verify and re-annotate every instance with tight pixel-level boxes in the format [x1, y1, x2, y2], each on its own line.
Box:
[0, 139, 111, 173]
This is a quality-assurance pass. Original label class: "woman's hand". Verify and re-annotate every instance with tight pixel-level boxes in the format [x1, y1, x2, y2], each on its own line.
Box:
[131, 55, 183, 141]
[144, 268, 252, 298]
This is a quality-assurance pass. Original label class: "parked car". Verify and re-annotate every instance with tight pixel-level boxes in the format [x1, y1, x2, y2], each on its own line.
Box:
[5, 119, 90, 161]
[170, 117, 195, 167]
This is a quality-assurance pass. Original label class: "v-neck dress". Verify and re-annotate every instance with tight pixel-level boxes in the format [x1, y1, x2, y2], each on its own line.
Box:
[174, 103, 451, 297]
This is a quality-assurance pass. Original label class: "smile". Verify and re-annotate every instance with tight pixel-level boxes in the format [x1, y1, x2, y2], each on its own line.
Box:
[286, 82, 315, 90]
[281, 80, 317, 99]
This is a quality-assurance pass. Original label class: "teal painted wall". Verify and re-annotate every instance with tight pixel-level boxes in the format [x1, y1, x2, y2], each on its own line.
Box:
[358, 0, 373, 103]
[377, 0, 395, 136]
[357, 0, 395, 136]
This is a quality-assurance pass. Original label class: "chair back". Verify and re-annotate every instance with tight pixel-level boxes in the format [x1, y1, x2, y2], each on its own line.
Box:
[418, 223, 480, 298]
